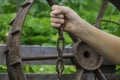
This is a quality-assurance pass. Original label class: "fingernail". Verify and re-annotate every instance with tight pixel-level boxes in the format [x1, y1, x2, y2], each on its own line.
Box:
[53, 10, 61, 14]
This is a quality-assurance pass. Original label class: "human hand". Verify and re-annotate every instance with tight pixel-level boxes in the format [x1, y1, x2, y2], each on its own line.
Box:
[50, 5, 82, 33]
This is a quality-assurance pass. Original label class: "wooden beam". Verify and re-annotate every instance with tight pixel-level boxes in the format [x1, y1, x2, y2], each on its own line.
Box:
[0, 73, 120, 80]
[0, 44, 114, 65]
[0, 44, 73, 65]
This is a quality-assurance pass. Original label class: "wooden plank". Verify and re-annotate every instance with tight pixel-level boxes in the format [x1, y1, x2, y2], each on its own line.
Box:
[0, 44, 73, 65]
[0, 44, 6, 65]
[0, 73, 120, 80]
[0, 44, 114, 65]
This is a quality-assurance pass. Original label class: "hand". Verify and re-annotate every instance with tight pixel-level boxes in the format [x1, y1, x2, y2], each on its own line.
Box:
[50, 5, 82, 33]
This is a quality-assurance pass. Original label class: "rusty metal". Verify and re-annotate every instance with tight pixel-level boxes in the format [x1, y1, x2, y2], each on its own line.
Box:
[73, 42, 107, 80]
[74, 69, 84, 80]
[72, 0, 109, 80]
[47, 0, 55, 7]
[47, 0, 65, 80]
[94, 0, 109, 28]
[56, 14, 65, 80]
[94, 69, 107, 80]
[56, 27, 65, 80]
[74, 42, 103, 71]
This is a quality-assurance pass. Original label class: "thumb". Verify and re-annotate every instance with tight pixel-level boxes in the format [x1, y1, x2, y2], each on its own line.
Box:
[51, 5, 80, 21]
[51, 5, 70, 15]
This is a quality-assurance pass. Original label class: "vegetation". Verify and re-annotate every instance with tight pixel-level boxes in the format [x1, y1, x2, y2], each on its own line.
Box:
[0, 0, 120, 74]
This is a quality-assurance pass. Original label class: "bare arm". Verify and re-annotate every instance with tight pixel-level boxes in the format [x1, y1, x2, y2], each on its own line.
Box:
[50, 5, 120, 65]
[74, 19, 120, 65]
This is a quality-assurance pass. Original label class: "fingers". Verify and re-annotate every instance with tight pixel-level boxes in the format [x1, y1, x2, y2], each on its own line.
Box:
[51, 23, 61, 28]
[51, 5, 70, 15]
[50, 11, 64, 19]
[50, 5, 66, 28]
[51, 18, 65, 24]
[51, 10, 61, 15]
[51, 18, 65, 28]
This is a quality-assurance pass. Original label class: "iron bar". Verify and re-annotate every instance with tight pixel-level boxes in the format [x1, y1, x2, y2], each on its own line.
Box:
[95, 69, 107, 80]
[74, 69, 84, 80]
[22, 54, 74, 61]
[47, 0, 55, 7]
[94, 0, 109, 28]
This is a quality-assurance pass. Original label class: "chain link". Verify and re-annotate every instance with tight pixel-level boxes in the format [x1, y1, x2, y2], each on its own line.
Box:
[56, 26, 65, 80]
[46, 0, 65, 79]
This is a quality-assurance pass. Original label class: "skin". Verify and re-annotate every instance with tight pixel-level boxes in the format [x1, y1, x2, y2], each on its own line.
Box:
[50, 5, 120, 65]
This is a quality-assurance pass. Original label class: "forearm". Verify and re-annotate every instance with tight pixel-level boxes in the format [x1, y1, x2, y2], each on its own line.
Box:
[73, 19, 120, 65]
[50, 5, 120, 64]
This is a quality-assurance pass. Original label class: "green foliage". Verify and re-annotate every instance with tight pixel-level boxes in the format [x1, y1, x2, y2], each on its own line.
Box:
[0, 13, 15, 43]
[0, 0, 120, 74]
[23, 65, 76, 74]
[0, 65, 7, 73]
[62, 0, 101, 23]
[116, 65, 120, 74]
[0, 65, 76, 74]
[21, 15, 72, 45]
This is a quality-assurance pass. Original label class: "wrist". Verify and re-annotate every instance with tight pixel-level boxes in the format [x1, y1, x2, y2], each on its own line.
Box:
[72, 19, 94, 41]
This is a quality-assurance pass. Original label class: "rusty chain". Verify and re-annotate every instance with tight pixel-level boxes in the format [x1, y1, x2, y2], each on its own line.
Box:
[47, 0, 65, 80]
[56, 26, 65, 80]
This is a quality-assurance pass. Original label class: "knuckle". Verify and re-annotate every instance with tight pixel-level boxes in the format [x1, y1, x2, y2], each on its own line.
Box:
[50, 11, 56, 17]
[56, 19, 60, 22]
[51, 17, 64, 24]
[52, 18, 60, 23]
[52, 5, 59, 10]
[51, 23, 61, 27]
[59, 14, 64, 18]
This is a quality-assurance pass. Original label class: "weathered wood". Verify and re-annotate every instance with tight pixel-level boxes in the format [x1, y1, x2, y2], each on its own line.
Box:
[0, 44, 114, 65]
[5, 0, 35, 80]
[0, 44, 73, 65]
[0, 44, 116, 74]
[0, 73, 120, 80]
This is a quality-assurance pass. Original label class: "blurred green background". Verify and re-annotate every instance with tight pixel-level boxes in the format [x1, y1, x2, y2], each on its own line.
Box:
[0, 0, 120, 74]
